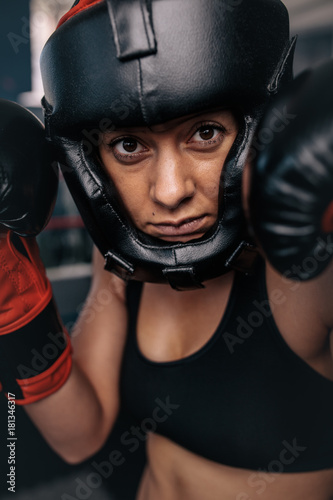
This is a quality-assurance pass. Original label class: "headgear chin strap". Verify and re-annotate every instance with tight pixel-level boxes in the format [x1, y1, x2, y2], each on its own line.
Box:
[41, 0, 296, 290]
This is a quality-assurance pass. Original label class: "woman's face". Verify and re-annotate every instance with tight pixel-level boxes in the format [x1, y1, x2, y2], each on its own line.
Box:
[99, 110, 239, 243]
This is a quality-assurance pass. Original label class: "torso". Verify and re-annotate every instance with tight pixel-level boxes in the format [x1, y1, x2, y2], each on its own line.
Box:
[137, 434, 333, 500]
[121, 260, 333, 500]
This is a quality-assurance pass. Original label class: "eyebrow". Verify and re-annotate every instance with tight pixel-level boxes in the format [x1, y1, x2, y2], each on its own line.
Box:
[105, 109, 233, 135]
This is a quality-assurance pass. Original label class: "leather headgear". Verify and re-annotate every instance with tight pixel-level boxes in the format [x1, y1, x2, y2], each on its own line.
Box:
[41, 0, 296, 289]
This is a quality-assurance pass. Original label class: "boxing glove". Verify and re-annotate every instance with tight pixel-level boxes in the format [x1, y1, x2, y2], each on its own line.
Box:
[0, 99, 72, 404]
[247, 59, 333, 280]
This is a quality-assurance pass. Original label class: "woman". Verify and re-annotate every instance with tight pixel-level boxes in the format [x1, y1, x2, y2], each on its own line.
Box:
[1, 0, 333, 498]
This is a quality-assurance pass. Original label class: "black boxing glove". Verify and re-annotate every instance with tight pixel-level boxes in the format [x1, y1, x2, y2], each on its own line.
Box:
[248, 60, 333, 280]
[0, 100, 72, 404]
[0, 99, 57, 235]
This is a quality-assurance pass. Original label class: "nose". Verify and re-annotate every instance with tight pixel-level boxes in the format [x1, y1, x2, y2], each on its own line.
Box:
[149, 152, 196, 210]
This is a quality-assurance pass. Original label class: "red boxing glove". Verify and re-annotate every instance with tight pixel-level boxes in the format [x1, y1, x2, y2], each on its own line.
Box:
[0, 230, 72, 405]
[0, 99, 71, 404]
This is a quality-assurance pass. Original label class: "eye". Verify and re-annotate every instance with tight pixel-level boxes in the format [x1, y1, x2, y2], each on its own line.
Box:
[190, 124, 226, 145]
[112, 137, 146, 156]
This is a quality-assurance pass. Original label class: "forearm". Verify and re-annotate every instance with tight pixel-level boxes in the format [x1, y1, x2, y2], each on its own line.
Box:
[25, 361, 117, 464]
[23, 254, 127, 464]
[1, 231, 126, 463]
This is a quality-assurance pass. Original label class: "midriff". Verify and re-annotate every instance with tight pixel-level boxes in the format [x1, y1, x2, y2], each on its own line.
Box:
[136, 433, 333, 500]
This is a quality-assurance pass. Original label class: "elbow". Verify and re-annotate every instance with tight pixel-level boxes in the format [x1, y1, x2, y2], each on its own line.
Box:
[56, 436, 107, 465]
[52, 422, 114, 465]
[60, 450, 95, 466]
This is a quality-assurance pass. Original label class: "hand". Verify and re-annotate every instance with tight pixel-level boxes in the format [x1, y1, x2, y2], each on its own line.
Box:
[247, 59, 333, 280]
[0, 99, 57, 235]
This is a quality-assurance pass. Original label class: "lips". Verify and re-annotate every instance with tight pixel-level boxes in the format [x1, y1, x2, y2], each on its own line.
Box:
[150, 216, 208, 238]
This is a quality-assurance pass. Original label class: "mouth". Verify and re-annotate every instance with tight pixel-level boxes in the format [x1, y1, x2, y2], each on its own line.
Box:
[149, 215, 208, 240]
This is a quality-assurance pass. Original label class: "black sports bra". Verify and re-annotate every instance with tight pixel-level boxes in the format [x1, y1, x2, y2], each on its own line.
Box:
[120, 263, 333, 471]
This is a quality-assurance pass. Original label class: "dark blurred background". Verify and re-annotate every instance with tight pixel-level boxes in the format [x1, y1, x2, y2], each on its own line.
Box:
[0, 0, 332, 499]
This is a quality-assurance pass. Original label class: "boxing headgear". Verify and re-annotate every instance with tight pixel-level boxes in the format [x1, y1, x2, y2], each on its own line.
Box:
[40, 0, 296, 290]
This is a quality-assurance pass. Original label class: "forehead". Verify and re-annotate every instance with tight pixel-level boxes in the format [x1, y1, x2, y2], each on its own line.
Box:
[109, 108, 239, 135]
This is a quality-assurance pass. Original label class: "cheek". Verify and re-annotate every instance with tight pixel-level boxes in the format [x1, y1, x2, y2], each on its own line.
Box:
[202, 181, 220, 201]
[99, 151, 150, 223]
[199, 161, 223, 201]
[113, 176, 148, 219]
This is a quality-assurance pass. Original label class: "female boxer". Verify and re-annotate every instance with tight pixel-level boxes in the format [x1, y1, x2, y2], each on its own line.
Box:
[1, 1, 333, 499]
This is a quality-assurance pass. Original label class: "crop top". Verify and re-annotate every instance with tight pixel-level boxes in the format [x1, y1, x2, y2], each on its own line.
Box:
[120, 261, 333, 472]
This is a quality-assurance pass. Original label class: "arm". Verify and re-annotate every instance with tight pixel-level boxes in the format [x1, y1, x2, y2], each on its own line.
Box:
[245, 61, 333, 356]
[0, 100, 127, 464]
[25, 246, 128, 464]
[265, 258, 333, 364]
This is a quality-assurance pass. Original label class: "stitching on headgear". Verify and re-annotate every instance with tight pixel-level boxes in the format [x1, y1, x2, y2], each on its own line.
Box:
[268, 35, 297, 94]
[137, 59, 149, 126]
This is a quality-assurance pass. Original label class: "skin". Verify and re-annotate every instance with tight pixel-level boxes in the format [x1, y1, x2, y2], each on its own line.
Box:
[25, 109, 333, 499]
[98, 109, 239, 243]
[98, 110, 333, 499]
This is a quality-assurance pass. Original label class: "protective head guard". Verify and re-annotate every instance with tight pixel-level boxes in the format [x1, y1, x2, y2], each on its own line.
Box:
[40, 0, 296, 290]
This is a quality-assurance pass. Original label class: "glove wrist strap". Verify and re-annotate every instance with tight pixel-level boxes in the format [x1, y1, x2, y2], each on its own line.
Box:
[0, 298, 72, 405]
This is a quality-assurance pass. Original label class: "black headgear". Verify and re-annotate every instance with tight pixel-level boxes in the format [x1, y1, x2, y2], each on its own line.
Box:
[41, 0, 296, 290]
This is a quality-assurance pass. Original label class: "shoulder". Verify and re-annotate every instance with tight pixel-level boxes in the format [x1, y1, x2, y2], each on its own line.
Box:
[90, 245, 127, 304]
